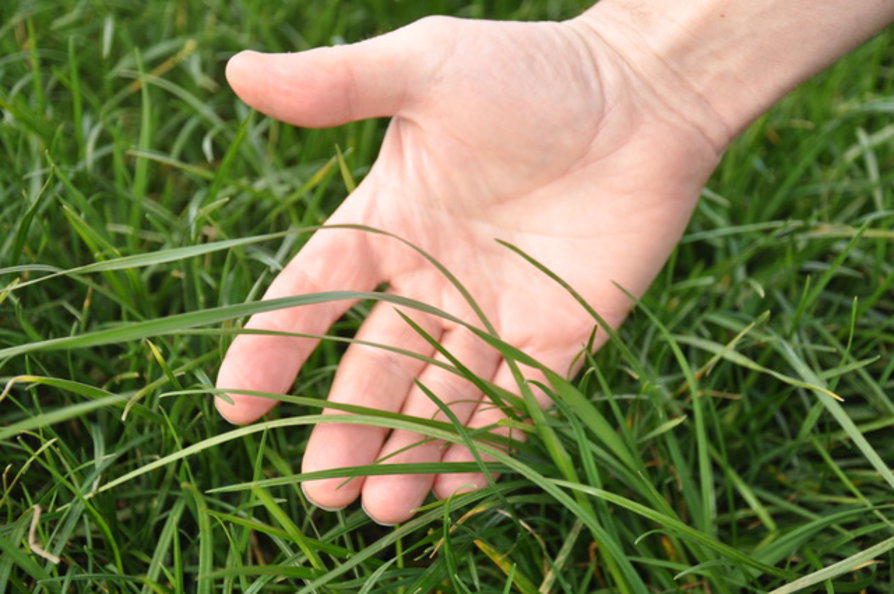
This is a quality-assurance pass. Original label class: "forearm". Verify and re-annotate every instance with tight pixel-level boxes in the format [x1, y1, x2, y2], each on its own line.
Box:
[576, 1, 894, 139]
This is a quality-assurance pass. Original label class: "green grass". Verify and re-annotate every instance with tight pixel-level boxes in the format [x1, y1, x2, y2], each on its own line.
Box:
[2, 1, 893, 592]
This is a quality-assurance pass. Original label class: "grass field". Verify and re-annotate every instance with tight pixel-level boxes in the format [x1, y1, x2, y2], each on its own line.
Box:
[2, 1, 893, 592]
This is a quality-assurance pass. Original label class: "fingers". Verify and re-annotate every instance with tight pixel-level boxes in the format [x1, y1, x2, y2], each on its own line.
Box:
[300, 302, 442, 509]
[432, 359, 552, 500]
[359, 328, 500, 525]
[215, 202, 386, 425]
[225, 23, 433, 128]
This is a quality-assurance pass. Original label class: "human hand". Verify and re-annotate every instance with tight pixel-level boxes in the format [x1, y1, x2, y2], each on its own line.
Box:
[215, 13, 730, 525]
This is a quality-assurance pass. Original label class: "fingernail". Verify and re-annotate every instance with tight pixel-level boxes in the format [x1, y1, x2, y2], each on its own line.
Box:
[361, 502, 398, 527]
[300, 483, 347, 512]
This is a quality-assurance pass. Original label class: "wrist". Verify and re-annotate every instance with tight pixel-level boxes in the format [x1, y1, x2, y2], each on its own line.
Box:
[574, 0, 894, 140]
[568, 4, 736, 152]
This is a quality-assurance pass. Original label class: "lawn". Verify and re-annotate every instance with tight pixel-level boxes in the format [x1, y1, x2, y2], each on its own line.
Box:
[1, 1, 893, 592]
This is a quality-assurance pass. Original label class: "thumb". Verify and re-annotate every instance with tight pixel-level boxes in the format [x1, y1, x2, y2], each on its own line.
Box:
[226, 25, 429, 128]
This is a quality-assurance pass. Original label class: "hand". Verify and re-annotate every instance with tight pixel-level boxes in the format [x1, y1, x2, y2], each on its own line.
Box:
[215, 13, 729, 525]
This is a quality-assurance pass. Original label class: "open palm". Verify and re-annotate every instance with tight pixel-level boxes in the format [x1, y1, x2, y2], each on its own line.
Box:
[216, 14, 727, 524]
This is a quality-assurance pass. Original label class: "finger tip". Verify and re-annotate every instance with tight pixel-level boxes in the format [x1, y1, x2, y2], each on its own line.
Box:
[433, 475, 489, 500]
[225, 50, 257, 78]
[301, 483, 349, 512]
[361, 501, 401, 527]
[225, 50, 266, 100]
[213, 396, 253, 425]
[300, 474, 363, 511]
[213, 391, 273, 425]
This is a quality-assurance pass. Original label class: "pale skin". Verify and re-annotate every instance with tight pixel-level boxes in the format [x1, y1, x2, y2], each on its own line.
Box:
[216, 1, 894, 525]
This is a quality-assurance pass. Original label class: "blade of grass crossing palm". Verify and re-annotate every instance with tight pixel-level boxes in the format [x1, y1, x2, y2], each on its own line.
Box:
[393, 312, 582, 541]
[208, 462, 508, 493]
[413, 322, 643, 479]
[395, 309, 514, 421]
[489, 241, 693, 521]
[491, 240, 717, 545]
[494, 239, 652, 380]
[413, 380, 501, 492]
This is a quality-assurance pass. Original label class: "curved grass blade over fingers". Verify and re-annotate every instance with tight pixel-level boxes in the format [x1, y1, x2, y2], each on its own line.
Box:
[393, 310, 519, 514]
[207, 462, 509, 494]
[414, 380, 501, 492]
[0, 291, 467, 360]
[182, 325, 459, 374]
[91, 412, 494, 497]
[331, 224, 499, 336]
[494, 239, 646, 377]
[394, 309, 515, 417]
[768, 535, 894, 594]
[164, 387, 517, 451]
[485, 242, 668, 481]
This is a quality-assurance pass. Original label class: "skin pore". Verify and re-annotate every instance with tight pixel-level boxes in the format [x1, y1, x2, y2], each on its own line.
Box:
[216, 1, 894, 525]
